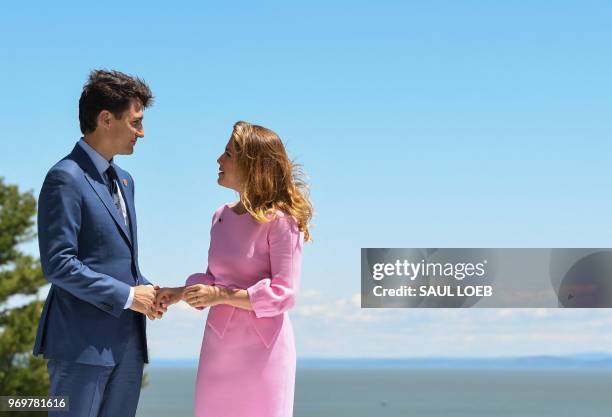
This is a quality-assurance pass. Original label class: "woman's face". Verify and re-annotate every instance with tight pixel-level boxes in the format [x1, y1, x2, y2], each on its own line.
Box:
[217, 138, 242, 192]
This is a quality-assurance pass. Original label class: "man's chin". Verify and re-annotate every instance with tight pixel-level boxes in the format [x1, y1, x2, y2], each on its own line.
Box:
[119, 147, 135, 155]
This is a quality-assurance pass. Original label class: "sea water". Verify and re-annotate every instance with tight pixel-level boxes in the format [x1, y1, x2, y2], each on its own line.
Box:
[136, 367, 612, 417]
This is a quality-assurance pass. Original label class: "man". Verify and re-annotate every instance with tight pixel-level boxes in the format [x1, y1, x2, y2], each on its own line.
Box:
[33, 69, 165, 417]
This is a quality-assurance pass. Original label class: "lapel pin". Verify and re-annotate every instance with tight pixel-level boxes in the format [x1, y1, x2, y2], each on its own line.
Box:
[122, 179, 128, 186]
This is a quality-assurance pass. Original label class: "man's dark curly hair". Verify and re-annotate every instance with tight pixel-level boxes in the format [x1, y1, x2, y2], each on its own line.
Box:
[79, 69, 154, 134]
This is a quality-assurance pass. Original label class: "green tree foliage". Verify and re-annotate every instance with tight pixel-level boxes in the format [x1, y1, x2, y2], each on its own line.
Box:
[0, 177, 49, 409]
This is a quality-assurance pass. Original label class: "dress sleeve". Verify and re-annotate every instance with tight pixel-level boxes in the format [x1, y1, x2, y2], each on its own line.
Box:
[185, 268, 215, 286]
[247, 215, 304, 318]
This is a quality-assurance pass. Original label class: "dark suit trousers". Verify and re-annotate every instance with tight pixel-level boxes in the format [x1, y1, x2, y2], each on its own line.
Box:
[47, 312, 145, 417]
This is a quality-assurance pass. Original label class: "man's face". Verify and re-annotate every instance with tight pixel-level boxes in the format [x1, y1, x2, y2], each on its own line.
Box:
[109, 99, 144, 155]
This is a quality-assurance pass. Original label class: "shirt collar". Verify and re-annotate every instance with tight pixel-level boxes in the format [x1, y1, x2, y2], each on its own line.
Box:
[78, 138, 112, 178]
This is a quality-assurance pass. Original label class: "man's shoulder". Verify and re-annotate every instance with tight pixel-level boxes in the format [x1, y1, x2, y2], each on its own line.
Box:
[46, 156, 84, 181]
[39, 156, 86, 200]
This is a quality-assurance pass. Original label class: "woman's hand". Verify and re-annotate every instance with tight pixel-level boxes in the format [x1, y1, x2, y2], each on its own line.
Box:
[155, 286, 185, 310]
[183, 284, 222, 310]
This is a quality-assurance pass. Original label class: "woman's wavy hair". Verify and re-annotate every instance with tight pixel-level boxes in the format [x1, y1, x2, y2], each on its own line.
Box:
[231, 121, 313, 241]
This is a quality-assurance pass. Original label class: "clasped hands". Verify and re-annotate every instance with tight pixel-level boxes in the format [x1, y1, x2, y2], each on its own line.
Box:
[129, 284, 221, 320]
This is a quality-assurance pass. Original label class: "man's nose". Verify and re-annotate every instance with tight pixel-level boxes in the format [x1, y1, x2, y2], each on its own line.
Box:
[137, 128, 145, 138]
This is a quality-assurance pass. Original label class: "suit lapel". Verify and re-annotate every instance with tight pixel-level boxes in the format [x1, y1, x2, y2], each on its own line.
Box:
[71, 145, 133, 247]
[113, 165, 137, 244]
[84, 173, 133, 246]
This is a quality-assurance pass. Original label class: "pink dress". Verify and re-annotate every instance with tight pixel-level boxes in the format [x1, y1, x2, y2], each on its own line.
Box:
[185, 204, 304, 417]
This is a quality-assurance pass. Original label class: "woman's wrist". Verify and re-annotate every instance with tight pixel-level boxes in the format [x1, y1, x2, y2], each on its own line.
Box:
[214, 287, 228, 305]
[213, 288, 252, 311]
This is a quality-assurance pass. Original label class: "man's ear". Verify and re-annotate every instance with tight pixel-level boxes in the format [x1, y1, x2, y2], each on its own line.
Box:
[97, 110, 113, 130]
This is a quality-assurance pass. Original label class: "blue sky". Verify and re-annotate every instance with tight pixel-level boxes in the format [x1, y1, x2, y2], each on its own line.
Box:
[1, 1, 612, 358]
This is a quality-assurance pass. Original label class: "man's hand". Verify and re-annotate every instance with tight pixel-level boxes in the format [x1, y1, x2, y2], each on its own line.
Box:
[129, 285, 157, 315]
[146, 285, 169, 320]
[146, 304, 167, 320]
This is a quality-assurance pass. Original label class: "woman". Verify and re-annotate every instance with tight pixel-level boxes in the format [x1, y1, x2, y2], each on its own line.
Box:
[158, 121, 312, 417]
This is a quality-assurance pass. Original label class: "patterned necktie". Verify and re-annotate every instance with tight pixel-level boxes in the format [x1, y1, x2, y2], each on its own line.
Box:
[105, 166, 126, 225]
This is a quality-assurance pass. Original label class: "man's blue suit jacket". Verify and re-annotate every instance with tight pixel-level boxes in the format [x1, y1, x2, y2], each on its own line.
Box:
[33, 143, 151, 366]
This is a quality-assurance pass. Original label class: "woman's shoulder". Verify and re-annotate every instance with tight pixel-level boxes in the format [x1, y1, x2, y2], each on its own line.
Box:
[216, 204, 229, 215]
[265, 208, 289, 221]
[210, 204, 229, 224]
[265, 209, 300, 232]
